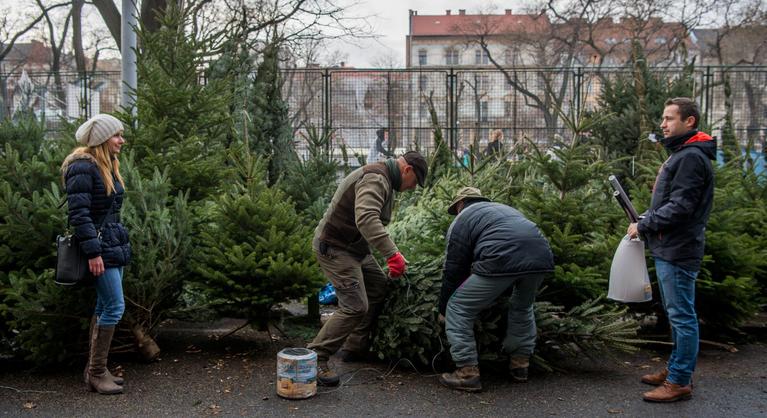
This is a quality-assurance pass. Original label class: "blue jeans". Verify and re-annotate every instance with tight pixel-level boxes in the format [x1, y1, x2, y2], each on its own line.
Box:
[94, 267, 125, 326]
[655, 258, 699, 386]
[445, 273, 545, 367]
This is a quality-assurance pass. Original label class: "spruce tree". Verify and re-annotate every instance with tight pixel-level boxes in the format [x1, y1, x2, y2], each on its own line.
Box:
[127, 3, 234, 201]
[249, 36, 298, 186]
[191, 148, 323, 329]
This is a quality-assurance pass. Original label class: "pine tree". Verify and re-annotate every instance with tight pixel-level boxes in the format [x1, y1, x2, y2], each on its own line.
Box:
[118, 155, 194, 360]
[249, 36, 298, 186]
[127, 3, 234, 201]
[279, 125, 339, 222]
[190, 148, 323, 329]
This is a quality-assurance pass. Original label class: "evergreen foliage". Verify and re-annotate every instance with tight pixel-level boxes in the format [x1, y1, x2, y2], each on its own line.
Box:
[249, 37, 298, 185]
[279, 126, 338, 222]
[129, 4, 233, 201]
[190, 149, 323, 328]
[588, 62, 696, 176]
[118, 156, 194, 356]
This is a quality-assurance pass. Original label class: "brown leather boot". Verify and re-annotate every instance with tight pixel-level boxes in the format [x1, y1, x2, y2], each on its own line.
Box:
[84, 316, 124, 386]
[86, 326, 123, 395]
[509, 356, 530, 383]
[642, 380, 692, 402]
[316, 359, 339, 387]
[439, 366, 482, 392]
[640, 368, 668, 386]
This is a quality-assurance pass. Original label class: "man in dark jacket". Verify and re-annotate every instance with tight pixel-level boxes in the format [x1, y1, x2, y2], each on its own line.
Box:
[628, 97, 715, 403]
[438, 187, 554, 392]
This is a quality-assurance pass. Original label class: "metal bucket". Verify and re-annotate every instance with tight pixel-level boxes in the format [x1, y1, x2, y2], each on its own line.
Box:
[276, 348, 317, 399]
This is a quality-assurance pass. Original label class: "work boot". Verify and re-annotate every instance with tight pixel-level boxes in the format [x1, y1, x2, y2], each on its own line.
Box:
[84, 316, 124, 386]
[438, 366, 482, 393]
[643, 380, 692, 402]
[316, 359, 339, 387]
[509, 356, 530, 383]
[86, 326, 123, 395]
[641, 368, 668, 386]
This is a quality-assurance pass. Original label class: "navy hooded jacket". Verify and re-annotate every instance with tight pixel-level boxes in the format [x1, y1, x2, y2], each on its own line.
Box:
[63, 152, 131, 267]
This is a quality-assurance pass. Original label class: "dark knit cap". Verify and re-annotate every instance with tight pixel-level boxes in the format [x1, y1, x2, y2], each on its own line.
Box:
[402, 151, 427, 187]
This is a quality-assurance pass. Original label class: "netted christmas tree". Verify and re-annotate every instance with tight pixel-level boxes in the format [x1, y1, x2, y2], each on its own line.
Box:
[190, 148, 323, 329]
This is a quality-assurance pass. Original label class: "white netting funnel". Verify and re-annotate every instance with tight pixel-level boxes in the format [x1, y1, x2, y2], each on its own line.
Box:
[608, 235, 652, 303]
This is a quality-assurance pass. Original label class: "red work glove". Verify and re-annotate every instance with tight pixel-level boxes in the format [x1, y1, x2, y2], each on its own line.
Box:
[386, 252, 407, 278]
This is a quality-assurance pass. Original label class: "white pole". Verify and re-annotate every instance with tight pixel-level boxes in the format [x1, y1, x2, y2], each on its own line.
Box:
[121, 0, 138, 114]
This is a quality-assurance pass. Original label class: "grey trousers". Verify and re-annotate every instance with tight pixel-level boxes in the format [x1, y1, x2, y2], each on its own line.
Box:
[445, 273, 545, 367]
[307, 246, 388, 360]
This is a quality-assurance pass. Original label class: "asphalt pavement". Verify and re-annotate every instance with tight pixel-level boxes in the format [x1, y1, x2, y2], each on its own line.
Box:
[1, 319, 765, 417]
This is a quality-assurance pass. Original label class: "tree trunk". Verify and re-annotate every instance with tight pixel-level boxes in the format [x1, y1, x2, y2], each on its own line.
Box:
[131, 323, 161, 361]
[72, 0, 86, 72]
[93, 0, 121, 46]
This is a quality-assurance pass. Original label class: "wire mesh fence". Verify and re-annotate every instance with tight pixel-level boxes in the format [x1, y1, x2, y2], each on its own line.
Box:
[2, 66, 765, 156]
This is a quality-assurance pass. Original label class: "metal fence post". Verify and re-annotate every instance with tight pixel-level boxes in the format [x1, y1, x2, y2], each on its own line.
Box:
[322, 69, 330, 138]
[704, 66, 713, 128]
[448, 68, 456, 151]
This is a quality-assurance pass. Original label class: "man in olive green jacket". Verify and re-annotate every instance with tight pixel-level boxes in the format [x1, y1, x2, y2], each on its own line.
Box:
[308, 151, 427, 386]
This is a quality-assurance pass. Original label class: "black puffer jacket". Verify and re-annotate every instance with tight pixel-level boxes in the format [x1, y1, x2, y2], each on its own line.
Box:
[638, 130, 715, 271]
[63, 153, 131, 267]
[438, 201, 554, 314]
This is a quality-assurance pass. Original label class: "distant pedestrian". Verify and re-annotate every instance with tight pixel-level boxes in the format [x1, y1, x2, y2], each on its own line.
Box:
[483, 129, 504, 159]
[62, 114, 131, 395]
[628, 97, 715, 402]
[438, 187, 554, 392]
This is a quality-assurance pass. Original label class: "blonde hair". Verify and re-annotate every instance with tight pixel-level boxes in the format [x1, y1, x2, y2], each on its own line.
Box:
[62, 142, 125, 196]
[491, 129, 504, 141]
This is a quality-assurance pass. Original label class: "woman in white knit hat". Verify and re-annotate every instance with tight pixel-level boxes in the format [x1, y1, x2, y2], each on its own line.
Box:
[61, 114, 131, 395]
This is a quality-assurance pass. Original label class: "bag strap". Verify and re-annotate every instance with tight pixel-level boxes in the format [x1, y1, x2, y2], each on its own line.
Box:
[64, 191, 118, 234]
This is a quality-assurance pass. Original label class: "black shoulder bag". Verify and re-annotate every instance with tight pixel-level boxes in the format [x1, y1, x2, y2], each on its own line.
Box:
[55, 196, 116, 286]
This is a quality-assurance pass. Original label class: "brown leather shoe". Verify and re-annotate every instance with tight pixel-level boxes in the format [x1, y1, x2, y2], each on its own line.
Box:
[438, 366, 482, 393]
[642, 380, 692, 402]
[641, 368, 668, 386]
[316, 360, 339, 387]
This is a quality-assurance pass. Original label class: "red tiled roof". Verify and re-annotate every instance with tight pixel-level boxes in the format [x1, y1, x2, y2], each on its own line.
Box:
[410, 13, 550, 36]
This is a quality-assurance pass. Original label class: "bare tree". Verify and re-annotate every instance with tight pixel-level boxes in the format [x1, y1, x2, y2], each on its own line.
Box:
[0, 1, 69, 64]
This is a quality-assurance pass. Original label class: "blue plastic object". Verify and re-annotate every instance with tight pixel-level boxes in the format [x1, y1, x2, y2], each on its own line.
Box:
[318, 282, 337, 305]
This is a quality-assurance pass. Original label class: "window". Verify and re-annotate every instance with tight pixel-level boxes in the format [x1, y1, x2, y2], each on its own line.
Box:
[445, 48, 460, 65]
[655, 36, 667, 45]
[475, 49, 489, 65]
[478, 75, 490, 91]
[419, 101, 428, 119]
[419, 75, 428, 91]
[605, 37, 617, 45]
[480, 101, 489, 122]
[418, 49, 427, 66]
[504, 101, 512, 117]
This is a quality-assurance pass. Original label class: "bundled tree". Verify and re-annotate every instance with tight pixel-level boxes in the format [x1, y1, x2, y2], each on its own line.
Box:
[191, 148, 323, 330]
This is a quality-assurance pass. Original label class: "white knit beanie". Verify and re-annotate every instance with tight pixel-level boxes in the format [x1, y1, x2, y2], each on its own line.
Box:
[75, 114, 124, 147]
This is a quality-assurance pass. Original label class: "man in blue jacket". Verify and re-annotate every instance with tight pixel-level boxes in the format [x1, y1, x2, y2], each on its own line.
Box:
[438, 187, 554, 392]
[628, 97, 716, 402]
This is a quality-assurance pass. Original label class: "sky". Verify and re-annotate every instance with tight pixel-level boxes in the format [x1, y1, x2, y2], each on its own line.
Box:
[329, 0, 527, 68]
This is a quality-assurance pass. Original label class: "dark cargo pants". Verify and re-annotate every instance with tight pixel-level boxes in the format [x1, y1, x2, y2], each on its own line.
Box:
[307, 245, 388, 360]
[445, 273, 545, 367]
